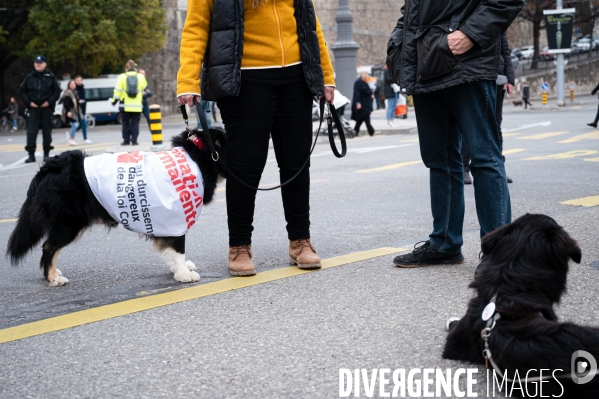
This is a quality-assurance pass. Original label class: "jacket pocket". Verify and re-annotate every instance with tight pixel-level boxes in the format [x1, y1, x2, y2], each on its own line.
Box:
[416, 27, 459, 82]
[386, 33, 403, 86]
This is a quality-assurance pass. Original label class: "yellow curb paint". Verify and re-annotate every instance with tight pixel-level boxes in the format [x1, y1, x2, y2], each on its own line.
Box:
[523, 150, 597, 161]
[0, 247, 407, 345]
[356, 160, 422, 173]
[502, 148, 527, 155]
[0, 218, 18, 223]
[560, 196, 599, 207]
[558, 131, 599, 144]
[516, 131, 570, 140]
[584, 157, 599, 162]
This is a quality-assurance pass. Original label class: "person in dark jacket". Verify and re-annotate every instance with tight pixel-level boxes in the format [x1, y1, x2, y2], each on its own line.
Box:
[74, 75, 92, 143]
[351, 72, 375, 136]
[383, 65, 398, 127]
[522, 80, 532, 109]
[19, 55, 61, 163]
[61, 80, 82, 146]
[463, 33, 514, 184]
[587, 82, 599, 128]
[2, 97, 19, 131]
[139, 69, 153, 129]
[387, 0, 523, 275]
[176, 0, 335, 277]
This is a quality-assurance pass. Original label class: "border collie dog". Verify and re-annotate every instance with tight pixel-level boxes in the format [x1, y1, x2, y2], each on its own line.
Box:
[443, 214, 599, 398]
[6, 129, 227, 286]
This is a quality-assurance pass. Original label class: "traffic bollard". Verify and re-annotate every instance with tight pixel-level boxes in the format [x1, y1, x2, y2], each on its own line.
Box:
[149, 104, 165, 149]
[570, 90, 574, 102]
[542, 92, 547, 105]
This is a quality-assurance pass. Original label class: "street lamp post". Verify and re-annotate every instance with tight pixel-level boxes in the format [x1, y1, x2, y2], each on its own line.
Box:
[556, 0, 565, 106]
[332, 0, 360, 100]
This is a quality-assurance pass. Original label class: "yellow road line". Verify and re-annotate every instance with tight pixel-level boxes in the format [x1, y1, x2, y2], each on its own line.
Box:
[584, 157, 599, 162]
[560, 196, 599, 207]
[516, 131, 570, 140]
[523, 150, 597, 161]
[0, 143, 119, 153]
[0, 246, 407, 345]
[502, 133, 520, 137]
[356, 160, 422, 173]
[0, 218, 18, 223]
[502, 148, 527, 155]
[558, 131, 599, 144]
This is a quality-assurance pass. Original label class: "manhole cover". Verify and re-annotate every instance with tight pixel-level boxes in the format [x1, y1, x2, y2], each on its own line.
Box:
[590, 261, 599, 270]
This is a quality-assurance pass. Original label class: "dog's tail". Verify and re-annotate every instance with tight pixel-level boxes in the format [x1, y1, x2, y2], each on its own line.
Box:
[6, 177, 46, 265]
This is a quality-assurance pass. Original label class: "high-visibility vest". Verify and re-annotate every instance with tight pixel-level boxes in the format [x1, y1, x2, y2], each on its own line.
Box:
[113, 71, 148, 113]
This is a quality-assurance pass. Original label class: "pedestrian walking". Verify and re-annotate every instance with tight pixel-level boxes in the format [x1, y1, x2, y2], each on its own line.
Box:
[138, 69, 153, 129]
[112, 60, 147, 145]
[462, 33, 514, 184]
[522, 80, 532, 109]
[74, 75, 92, 143]
[19, 55, 61, 163]
[587, 82, 599, 128]
[383, 65, 398, 127]
[387, 0, 522, 276]
[374, 81, 381, 110]
[2, 97, 19, 131]
[177, 0, 335, 277]
[61, 80, 82, 146]
[351, 72, 375, 136]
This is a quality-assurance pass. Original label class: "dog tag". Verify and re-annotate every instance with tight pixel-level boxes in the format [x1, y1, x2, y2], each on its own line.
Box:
[482, 302, 496, 321]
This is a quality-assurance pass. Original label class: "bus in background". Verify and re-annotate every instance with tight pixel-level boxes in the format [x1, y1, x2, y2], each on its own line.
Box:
[53, 76, 120, 128]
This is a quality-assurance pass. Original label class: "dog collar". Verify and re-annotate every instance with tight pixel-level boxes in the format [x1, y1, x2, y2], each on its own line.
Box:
[188, 134, 205, 151]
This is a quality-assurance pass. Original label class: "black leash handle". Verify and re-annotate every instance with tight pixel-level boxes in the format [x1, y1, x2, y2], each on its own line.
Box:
[179, 96, 346, 192]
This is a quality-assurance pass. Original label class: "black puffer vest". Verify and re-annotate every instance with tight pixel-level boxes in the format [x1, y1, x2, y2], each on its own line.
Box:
[200, 0, 325, 101]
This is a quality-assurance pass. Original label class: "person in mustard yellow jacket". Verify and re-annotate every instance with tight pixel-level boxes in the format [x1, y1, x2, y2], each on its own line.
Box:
[112, 60, 148, 145]
[177, 0, 335, 277]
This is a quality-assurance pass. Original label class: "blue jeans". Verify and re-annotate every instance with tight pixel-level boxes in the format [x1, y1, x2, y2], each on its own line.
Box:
[75, 115, 88, 139]
[413, 81, 511, 254]
[386, 94, 398, 121]
[68, 115, 79, 139]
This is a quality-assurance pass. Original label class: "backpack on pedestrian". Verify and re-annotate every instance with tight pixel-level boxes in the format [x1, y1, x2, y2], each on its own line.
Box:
[125, 73, 139, 98]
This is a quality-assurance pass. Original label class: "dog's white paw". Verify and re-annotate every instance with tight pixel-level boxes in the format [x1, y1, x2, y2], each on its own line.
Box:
[48, 276, 69, 287]
[56, 269, 63, 276]
[185, 260, 197, 271]
[174, 270, 200, 283]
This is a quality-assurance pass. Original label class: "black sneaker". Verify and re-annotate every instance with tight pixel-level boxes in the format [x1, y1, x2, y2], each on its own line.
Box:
[393, 241, 464, 268]
[120, 142, 130, 146]
[474, 253, 489, 278]
[24, 154, 36, 163]
[588, 123, 597, 128]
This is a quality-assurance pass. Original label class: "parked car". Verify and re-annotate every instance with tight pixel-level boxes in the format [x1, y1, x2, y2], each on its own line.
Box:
[520, 45, 535, 59]
[593, 37, 599, 50]
[576, 38, 591, 52]
[539, 46, 555, 61]
[510, 54, 519, 69]
[511, 48, 522, 60]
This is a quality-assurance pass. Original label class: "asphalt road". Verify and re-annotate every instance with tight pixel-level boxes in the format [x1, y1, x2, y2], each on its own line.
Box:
[0, 96, 598, 398]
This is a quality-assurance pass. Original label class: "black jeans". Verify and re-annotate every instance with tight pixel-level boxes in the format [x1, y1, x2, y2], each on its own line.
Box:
[593, 103, 599, 124]
[121, 112, 141, 144]
[354, 114, 374, 135]
[463, 87, 506, 171]
[217, 67, 313, 246]
[25, 107, 54, 154]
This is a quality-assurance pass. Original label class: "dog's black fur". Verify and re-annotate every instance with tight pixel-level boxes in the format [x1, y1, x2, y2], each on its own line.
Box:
[6, 128, 227, 285]
[443, 214, 599, 398]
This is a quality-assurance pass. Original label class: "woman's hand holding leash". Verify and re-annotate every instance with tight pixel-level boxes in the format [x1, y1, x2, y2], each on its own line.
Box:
[321, 86, 335, 104]
[178, 94, 201, 108]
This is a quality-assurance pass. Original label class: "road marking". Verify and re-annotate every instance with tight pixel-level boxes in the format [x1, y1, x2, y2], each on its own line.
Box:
[355, 160, 422, 173]
[502, 148, 527, 155]
[0, 142, 119, 153]
[558, 131, 599, 143]
[560, 196, 599, 207]
[516, 131, 569, 140]
[584, 157, 599, 162]
[400, 138, 419, 143]
[0, 246, 407, 344]
[502, 133, 520, 137]
[523, 150, 597, 161]
[503, 121, 551, 133]
[0, 218, 18, 223]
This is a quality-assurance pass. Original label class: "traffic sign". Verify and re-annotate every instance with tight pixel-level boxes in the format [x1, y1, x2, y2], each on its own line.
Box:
[569, 81, 576, 90]
[541, 82, 550, 91]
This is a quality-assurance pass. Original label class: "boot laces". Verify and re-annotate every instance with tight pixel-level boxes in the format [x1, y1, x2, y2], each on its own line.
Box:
[296, 238, 315, 253]
[231, 245, 252, 260]
[412, 240, 432, 255]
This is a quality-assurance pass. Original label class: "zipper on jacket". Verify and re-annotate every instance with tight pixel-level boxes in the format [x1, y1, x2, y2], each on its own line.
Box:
[273, 0, 285, 66]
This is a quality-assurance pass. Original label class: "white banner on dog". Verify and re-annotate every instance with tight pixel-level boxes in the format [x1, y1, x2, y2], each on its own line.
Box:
[84, 147, 204, 237]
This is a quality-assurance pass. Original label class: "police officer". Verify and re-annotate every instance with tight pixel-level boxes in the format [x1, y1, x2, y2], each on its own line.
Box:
[19, 55, 61, 163]
[112, 60, 147, 145]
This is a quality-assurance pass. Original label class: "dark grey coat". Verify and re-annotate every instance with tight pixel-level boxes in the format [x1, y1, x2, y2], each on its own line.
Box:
[201, 0, 325, 101]
[386, 0, 523, 95]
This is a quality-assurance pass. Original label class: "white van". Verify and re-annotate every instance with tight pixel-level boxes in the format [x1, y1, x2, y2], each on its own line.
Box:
[53, 76, 120, 127]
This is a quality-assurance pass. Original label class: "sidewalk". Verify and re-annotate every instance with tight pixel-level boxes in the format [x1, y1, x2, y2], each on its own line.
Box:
[312, 108, 417, 136]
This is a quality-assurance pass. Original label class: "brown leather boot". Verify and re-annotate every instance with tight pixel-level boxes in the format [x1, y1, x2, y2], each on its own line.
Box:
[289, 238, 321, 270]
[228, 245, 256, 276]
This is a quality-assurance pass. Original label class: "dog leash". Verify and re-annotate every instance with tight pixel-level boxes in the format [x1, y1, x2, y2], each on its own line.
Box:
[480, 294, 599, 383]
[178, 97, 346, 191]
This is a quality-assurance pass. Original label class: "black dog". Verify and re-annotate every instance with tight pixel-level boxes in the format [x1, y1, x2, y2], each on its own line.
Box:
[443, 214, 599, 398]
[6, 129, 227, 286]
